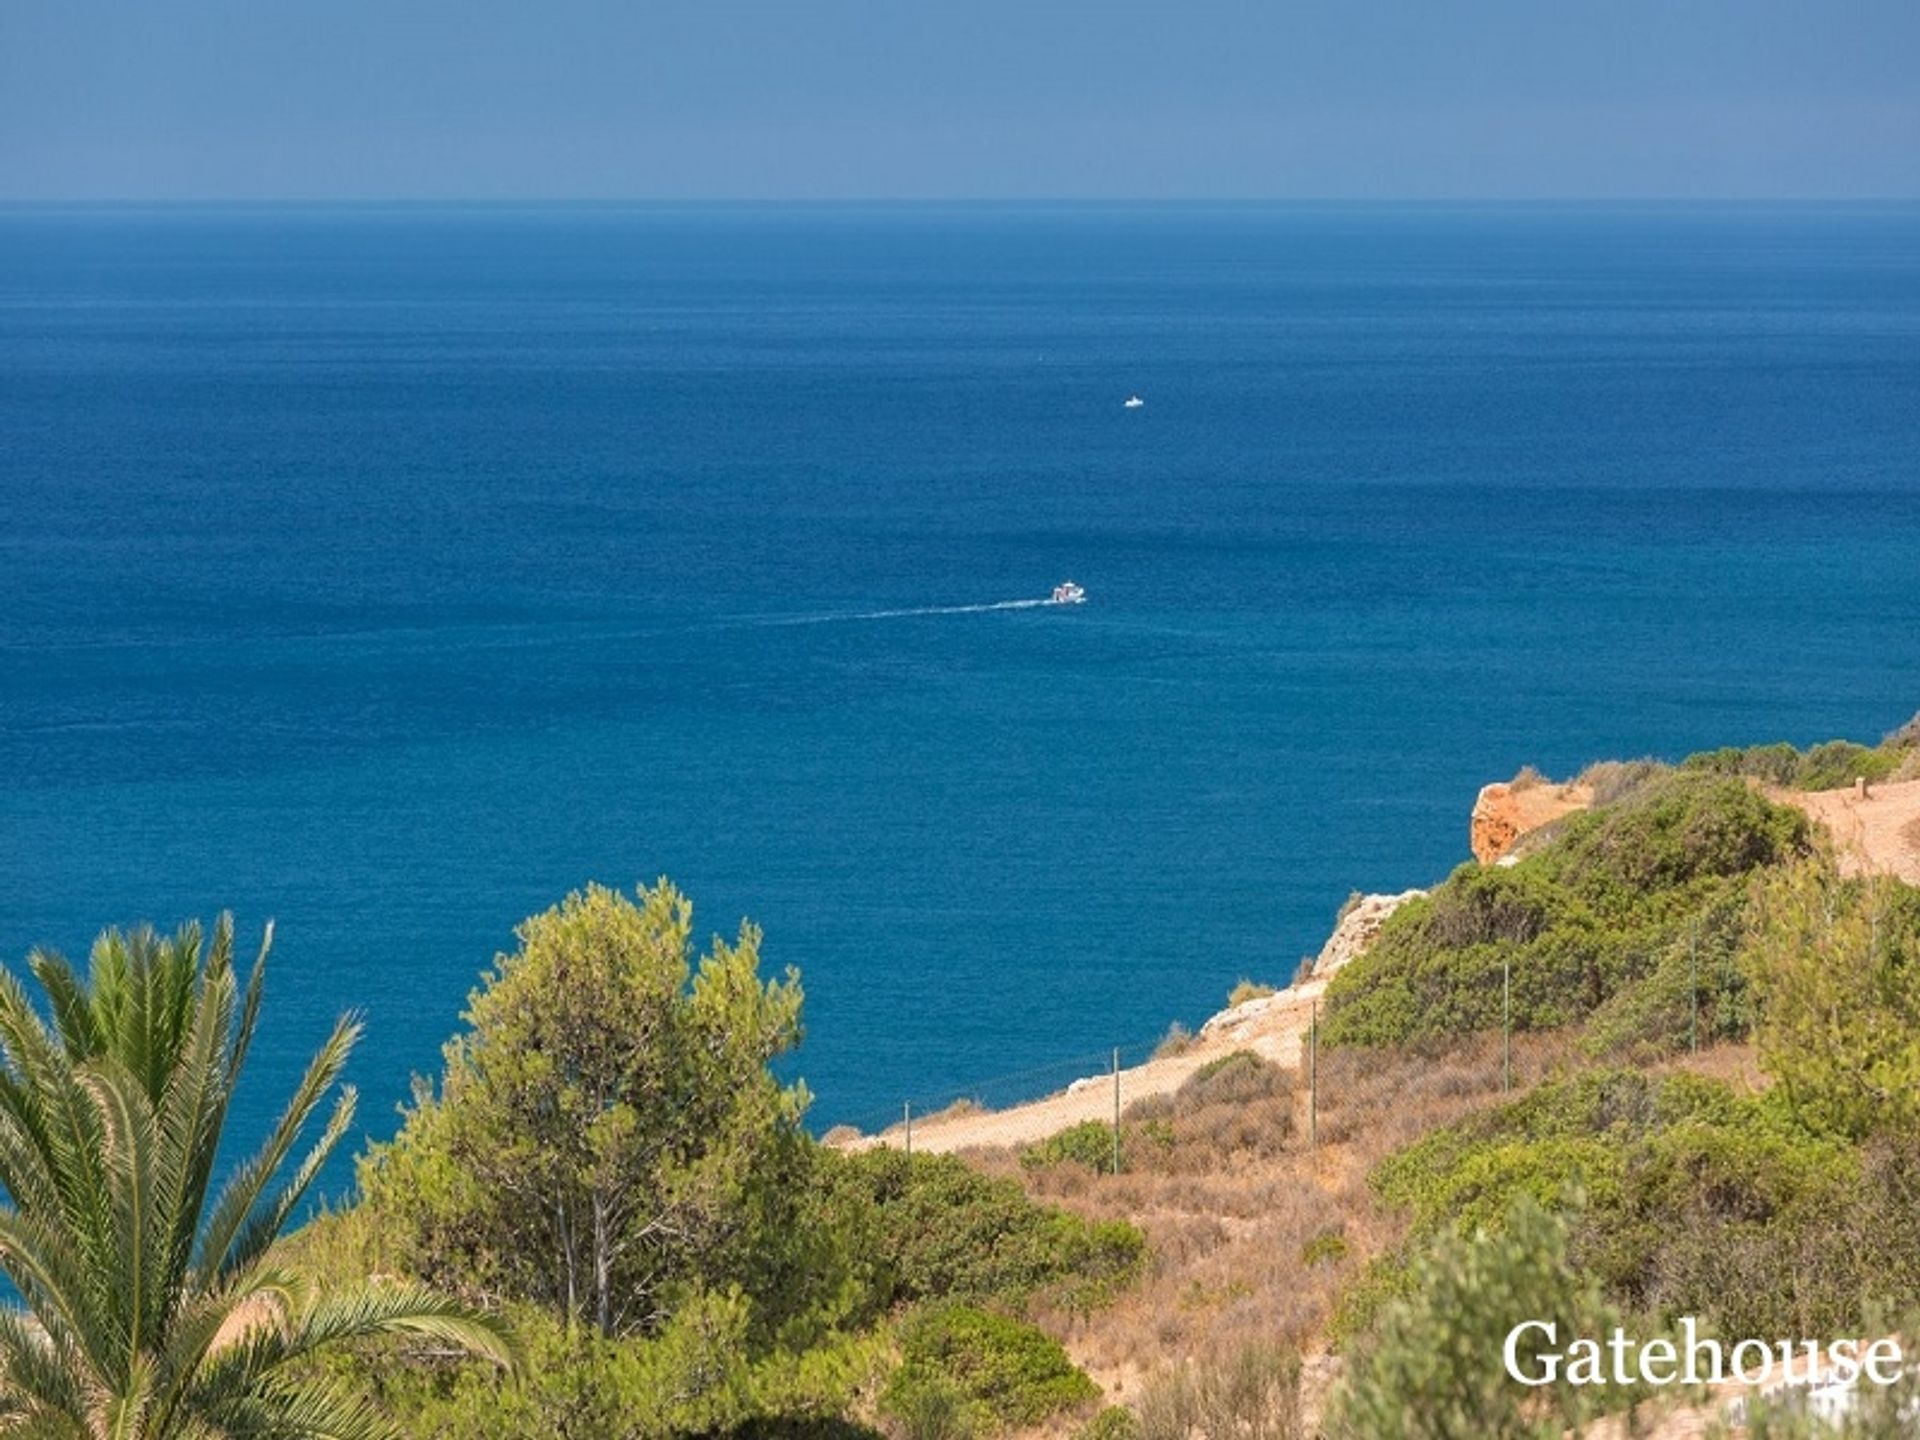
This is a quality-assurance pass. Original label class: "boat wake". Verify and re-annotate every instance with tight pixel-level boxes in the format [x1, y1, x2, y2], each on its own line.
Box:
[746, 597, 1059, 628]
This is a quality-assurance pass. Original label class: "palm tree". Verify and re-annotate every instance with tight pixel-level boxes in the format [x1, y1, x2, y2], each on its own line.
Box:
[0, 915, 516, 1437]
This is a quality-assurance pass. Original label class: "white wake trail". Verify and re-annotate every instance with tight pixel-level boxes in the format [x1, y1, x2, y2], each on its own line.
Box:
[743, 597, 1059, 628]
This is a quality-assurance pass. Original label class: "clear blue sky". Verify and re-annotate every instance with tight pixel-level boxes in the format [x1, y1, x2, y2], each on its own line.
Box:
[4, 0, 1916, 200]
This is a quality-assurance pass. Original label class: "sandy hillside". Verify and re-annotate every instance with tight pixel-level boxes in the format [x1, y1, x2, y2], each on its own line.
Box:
[840, 891, 1421, 1156]
[849, 980, 1328, 1155]
[1777, 776, 1920, 885]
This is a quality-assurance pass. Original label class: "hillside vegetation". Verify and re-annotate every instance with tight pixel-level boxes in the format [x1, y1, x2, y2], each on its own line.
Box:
[998, 721, 1920, 1437]
[316, 882, 1144, 1440]
[9, 718, 1920, 1438]
[1322, 772, 1808, 1049]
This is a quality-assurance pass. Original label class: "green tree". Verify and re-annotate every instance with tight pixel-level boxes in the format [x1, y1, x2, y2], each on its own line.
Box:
[363, 880, 810, 1338]
[1742, 861, 1920, 1140]
[0, 916, 513, 1438]
[879, 1304, 1098, 1439]
[1332, 1196, 1625, 1440]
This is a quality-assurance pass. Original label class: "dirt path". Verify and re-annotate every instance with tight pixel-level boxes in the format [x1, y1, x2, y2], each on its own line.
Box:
[1776, 777, 1920, 884]
[841, 975, 1331, 1154]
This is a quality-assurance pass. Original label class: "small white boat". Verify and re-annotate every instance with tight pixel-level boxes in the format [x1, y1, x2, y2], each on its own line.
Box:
[1051, 580, 1087, 605]
[1124, 395, 1145, 409]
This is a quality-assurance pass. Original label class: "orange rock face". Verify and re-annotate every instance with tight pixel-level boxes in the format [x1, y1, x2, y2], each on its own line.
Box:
[1470, 777, 1594, 863]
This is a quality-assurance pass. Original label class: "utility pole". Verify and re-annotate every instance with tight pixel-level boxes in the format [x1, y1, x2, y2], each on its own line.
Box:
[903, 1101, 912, 1157]
[1503, 958, 1513, 1094]
[1309, 1000, 1319, 1149]
[1690, 924, 1700, 1055]
[1112, 1047, 1122, 1175]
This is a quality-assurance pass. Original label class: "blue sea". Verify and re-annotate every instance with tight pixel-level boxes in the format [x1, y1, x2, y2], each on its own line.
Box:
[3, 203, 1918, 1182]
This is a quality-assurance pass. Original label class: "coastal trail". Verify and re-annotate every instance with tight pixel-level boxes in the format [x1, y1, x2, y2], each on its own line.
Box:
[1775, 777, 1920, 885]
[832, 890, 1423, 1155]
[837, 974, 1331, 1154]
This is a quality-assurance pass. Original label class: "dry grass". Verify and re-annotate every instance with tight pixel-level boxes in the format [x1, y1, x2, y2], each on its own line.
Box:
[1509, 764, 1548, 792]
[955, 1032, 1763, 1419]
[1575, 757, 1672, 807]
[1152, 1024, 1196, 1060]
[921, 1097, 985, 1123]
[1226, 979, 1278, 1008]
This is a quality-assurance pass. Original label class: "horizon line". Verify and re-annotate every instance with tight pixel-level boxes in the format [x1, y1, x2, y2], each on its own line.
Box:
[4, 194, 1920, 209]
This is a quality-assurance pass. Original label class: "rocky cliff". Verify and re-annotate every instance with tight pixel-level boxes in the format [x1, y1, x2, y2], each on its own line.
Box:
[1469, 773, 1594, 863]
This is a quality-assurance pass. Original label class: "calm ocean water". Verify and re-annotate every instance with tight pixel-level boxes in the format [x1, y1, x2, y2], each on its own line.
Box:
[3, 204, 1918, 1181]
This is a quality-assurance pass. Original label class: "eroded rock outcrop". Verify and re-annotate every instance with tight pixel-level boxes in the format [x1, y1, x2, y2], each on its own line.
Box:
[1308, 889, 1425, 980]
[1197, 888, 1425, 1044]
[1470, 775, 1594, 863]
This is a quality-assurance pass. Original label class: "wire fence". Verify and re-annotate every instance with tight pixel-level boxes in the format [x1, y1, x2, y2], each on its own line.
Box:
[821, 940, 1744, 1165]
[824, 1036, 1171, 1147]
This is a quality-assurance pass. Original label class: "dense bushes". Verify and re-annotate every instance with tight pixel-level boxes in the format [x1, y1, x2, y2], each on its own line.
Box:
[1331, 1197, 1623, 1440]
[1741, 864, 1920, 1140]
[879, 1305, 1097, 1439]
[337, 1292, 886, 1440]
[1365, 1070, 1920, 1341]
[1677, 718, 1920, 791]
[1683, 739, 1905, 790]
[310, 1142, 1137, 1440]
[1022, 1121, 1119, 1173]
[1322, 774, 1808, 1047]
[322, 882, 1144, 1440]
[818, 1148, 1145, 1316]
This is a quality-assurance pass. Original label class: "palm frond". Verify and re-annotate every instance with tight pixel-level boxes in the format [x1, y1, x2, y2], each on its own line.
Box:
[201, 1282, 517, 1389]
[0, 917, 511, 1440]
[0, 1210, 116, 1385]
[194, 1016, 359, 1288]
[82, 1062, 164, 1368]
[0, 1304, 91, 1422]
[187, 1373, 401, 1440]
[214, 1089, 356, 1287]
[29, 950, 101, 1063]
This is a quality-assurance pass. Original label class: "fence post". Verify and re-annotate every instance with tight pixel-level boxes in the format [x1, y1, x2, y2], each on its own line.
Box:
[1308, 1000, 1318, 1149]
[1111, 1047, 1122, 1176]
[1503, 958, 1512, 1094]
[903, 1101, 912, 1157]
[1690, 924, 1700, 1055]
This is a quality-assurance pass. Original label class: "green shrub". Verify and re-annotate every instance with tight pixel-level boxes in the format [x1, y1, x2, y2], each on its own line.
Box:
[342, 1290, 886, 1440]
[1323, 774, 1808, 1047]
[881, 1304, 1098, 1435]
[1741, 863, 1920, 1141]
[1327, 1251, 1417, 1348]
[1178, 1049, 1289, 1106]
[1330, 1196, 1626, 1440]
[821, 1149, 1145, 1313]
[882, 1373, 974, 1440]
[1583, 886, 1753, 1057]
[1074, 1405, 1141, 1440]
[1022, 1120, 1119, 1174]
[1546, 773, 1806, 904]
[1361, 1069, 1909, 1339]
[1683, 739, 1904, 791]
[1227, 979, 1277, 1007]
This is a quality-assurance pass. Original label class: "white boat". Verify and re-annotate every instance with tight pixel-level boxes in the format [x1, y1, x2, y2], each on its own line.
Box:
[1124, 395, 1145, 409]
[1051, 580, 1086, 605]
